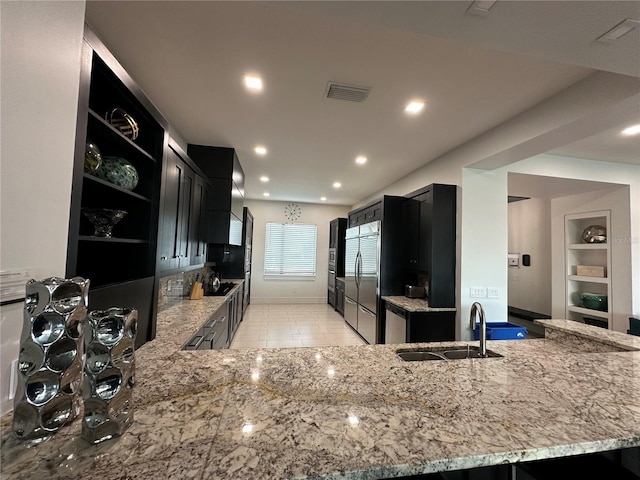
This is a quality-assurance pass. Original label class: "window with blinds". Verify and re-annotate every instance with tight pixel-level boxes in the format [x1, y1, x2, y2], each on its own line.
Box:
[264, 223, 317, 276]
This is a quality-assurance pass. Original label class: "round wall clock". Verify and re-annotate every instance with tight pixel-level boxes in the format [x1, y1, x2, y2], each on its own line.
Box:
[284, 203, 301, 222]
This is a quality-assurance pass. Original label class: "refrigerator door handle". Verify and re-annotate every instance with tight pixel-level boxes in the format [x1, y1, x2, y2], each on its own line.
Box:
[358, 305, 375, 317]
[357, 251, 363, 287]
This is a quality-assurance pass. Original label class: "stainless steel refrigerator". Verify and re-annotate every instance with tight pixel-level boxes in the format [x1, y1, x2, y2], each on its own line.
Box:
[344, 221, 380, 344]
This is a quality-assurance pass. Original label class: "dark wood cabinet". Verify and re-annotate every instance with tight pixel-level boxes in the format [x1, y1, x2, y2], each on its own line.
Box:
[157, 142, 207, 272]
[404, 184, 457, 308]
[403, 192, 431, 273]
[328, 218, 346, 309]
[190, 174, 207, 266]
[67, 26, 166, 348]
[384, 302, 455, 343]
[226, 286, 244, 346]
[186, 144, 245, 246]
[348, 201, 382, 228]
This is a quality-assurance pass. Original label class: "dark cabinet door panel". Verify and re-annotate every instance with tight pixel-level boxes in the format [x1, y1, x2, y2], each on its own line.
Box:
[158, 144, 208, 272]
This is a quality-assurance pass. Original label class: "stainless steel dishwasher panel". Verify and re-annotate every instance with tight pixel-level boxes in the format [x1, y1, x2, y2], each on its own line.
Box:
[385, 305, 406, 344]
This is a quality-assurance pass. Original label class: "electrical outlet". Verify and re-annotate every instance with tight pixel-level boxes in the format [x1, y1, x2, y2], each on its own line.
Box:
[470, 287, 487, 298]
[487, 287, 499, 298]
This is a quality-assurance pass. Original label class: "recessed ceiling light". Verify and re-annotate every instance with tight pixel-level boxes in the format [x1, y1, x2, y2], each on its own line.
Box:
[621, 124, 640, 136]
[263, 192, 270, 197]
[355, 156, 367, 165]
[244, 75, 263, 91]
[260, 176, 269, 182]
[597, 18, 640, 43]
[466, 0, 497, 17]
[405, 101, 425, 114]
[333, 182, 341, 188]
[254, 145, 267, 155]
[320, 197, 327, 202]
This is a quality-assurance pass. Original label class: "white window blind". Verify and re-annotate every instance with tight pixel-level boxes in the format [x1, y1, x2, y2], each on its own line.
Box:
[264, 223, 317, 276]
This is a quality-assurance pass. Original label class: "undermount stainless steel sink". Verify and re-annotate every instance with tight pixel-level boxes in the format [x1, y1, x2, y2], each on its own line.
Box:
[396, 351, 446, 361]
[397, 346, 503, 362]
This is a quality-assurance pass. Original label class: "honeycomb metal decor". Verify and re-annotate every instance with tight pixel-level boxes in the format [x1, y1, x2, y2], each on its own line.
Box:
[12, 277, 89, 444]
[82, 307, 137, 444]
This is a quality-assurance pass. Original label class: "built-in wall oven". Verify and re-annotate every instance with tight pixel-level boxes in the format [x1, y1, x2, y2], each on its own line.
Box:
[328, 248, 337, 307]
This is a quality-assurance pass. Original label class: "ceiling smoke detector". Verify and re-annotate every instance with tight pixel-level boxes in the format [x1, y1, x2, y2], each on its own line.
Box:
[325, 82, 371, 102]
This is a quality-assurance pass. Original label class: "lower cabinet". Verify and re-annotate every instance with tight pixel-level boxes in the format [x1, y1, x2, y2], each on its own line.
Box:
[182, 284, 244, 351]
[226, 287, 243, 346]
[183, 303, 228, 350]
[384, 302, 455, 344]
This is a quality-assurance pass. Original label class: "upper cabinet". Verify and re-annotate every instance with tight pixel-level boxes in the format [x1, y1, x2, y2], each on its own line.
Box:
[66, 26, 167, 348]
[187, 145, 245, 246]
[157, 142, 208, 272]
[404, 184, 457, 308]
[348, 201, 383, 228]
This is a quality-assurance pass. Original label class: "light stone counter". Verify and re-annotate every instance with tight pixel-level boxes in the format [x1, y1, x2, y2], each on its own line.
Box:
[2, 301, 640, 479]
[538, 319, 640, 352]
[382, 296, 456, 313]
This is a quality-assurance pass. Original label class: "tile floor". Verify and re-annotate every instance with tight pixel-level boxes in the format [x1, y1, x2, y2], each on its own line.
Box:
[229, 303, 366, 349]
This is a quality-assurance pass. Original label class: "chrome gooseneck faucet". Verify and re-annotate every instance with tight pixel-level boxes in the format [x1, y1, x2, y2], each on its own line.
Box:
[470, 302, 487, 357]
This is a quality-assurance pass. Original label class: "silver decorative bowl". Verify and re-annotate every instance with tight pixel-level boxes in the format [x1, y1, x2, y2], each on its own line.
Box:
[581, 225, 606, 244]
[82, 208, 127, 237]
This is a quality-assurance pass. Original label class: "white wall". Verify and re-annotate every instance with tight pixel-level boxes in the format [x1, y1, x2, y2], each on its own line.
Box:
[0, 1, 87, 415]
[508, 197, 552, 315]
[244, 199, 350, 304]
[459, 168, 509, 338]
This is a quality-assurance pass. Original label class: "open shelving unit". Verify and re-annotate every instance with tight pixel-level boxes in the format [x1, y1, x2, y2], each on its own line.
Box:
[66, 25, 167, 348]
[564, 210, 612, 329]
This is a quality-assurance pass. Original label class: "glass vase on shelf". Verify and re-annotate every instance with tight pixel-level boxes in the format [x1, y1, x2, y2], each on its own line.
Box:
[82, 208, 127, 238]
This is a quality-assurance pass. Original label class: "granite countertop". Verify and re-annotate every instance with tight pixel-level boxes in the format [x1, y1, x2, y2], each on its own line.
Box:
[382, 296, 457, 313]
[2, 300, 640, 479]
[536, 319, 640, 352]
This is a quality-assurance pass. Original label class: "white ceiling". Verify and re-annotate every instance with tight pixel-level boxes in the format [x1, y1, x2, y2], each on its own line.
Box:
[84, 1, 640, 206]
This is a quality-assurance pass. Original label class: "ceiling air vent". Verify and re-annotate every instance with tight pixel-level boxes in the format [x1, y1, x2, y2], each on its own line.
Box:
[325, 82, 371, 103]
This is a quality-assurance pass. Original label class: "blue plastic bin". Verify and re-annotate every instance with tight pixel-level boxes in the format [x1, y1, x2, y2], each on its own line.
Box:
[474, 322, 527, 340]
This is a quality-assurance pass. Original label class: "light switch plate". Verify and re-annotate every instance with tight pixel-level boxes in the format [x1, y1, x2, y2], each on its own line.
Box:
[487, 287, 499, 298]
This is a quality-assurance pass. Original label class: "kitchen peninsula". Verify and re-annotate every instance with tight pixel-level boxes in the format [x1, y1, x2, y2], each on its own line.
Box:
[1, 298, 639, 479]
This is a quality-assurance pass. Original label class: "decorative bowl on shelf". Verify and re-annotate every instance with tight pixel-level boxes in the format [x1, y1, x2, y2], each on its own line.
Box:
[580, 292, 608, 312]
[84, 140, 102, 173]
[581, 225, 606, 244]
[105, 107, 139, 140]
[82, 208, 128, 238]
[90, 156, 139, 191]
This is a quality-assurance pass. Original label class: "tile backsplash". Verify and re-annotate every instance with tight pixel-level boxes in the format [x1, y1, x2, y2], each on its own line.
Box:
[157, 267, 212, 311]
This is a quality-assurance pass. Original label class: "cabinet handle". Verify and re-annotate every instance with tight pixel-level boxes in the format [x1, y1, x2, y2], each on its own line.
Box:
[161, 256, 167, 260]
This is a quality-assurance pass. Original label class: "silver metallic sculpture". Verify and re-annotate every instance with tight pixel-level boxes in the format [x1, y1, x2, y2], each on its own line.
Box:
[82, 307, 137, 444]
[12, 277, 89, 444]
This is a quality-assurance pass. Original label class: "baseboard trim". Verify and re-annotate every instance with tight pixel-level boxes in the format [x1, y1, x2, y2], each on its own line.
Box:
[251, 297, 326, 305]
